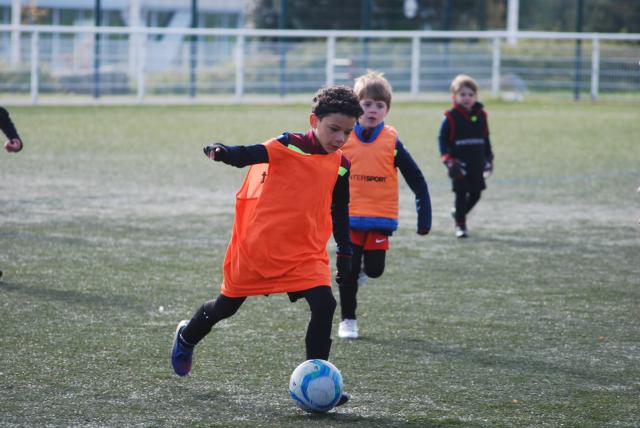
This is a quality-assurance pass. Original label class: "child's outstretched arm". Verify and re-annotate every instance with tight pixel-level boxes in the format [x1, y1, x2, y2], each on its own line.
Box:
[395, 141, 432, 235]
[203, 143, 268, 167]
[1, 107, 23, 153]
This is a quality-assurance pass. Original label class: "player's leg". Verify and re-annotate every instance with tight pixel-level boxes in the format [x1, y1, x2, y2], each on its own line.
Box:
[465, 190, 482, 214]
[338, 244, 362, 319]
[338, 244, 362, 339]
[454, 190, 467, 224]
[171, 294, 246, 376]
[300, 285, 336, 360]
[299, 285, 350, 406]
[362, 232, 388, 278]
[453, 190, 468, 238]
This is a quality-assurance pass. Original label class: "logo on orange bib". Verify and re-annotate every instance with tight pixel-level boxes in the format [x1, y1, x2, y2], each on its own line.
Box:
[351, 174, 387, 183]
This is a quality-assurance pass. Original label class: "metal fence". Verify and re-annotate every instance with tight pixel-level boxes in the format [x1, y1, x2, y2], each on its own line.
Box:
[1, 24, 639, 104]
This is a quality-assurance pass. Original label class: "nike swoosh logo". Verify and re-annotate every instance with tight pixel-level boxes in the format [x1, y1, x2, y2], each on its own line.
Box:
[375, 238, 386, 243]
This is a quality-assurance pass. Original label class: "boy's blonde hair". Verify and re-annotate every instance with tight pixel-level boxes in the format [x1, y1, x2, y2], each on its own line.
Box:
[450, 74, 479, 94]
[353, 70, 393, 109]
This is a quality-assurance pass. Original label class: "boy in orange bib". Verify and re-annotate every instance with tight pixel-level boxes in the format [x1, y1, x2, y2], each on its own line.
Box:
[171, 86, 363, 406]
[337, 71, 432, 339]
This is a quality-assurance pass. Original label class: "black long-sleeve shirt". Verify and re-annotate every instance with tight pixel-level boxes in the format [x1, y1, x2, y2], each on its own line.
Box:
[0, 107, 20, 140]
[212, 130, 352, 256]
[395, 140, 432, 232]
[438, 102, 494, 165]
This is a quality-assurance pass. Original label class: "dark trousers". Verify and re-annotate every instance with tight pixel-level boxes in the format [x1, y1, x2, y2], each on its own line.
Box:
[181, 285, 336, 360]
[338, 244, 386, 320]
[454, 190, 482, 226]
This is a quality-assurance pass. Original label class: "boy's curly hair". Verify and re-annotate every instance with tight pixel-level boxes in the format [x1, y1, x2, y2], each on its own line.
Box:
[311, 85, 364, 120]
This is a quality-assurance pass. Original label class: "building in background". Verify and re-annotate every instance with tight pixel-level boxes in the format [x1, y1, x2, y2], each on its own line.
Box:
[0, 0, 248, 71]
[0, 0, 252, 90]
[0, 0, 246, 28]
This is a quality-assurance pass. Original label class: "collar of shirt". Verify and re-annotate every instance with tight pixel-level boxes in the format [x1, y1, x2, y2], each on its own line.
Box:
[355, 122, 385, 143]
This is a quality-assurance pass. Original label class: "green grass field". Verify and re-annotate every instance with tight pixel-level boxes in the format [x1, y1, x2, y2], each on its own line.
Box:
[1, 100, 639, 427]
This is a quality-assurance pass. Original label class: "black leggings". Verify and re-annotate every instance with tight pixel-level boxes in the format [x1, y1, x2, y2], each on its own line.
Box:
[338, 244, 386, 320]
[454, 190, 482, 225]
[181, 285, 336, 360]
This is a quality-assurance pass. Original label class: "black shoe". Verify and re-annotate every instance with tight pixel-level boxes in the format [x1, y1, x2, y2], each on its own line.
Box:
[455, 225, 468, 238]
[336, 392, 350, 407]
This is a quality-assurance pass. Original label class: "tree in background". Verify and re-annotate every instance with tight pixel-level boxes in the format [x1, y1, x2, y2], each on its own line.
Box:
[250, 0, 639, 33]
[509, 0, 639, 33]
[249, 0, 506, 31]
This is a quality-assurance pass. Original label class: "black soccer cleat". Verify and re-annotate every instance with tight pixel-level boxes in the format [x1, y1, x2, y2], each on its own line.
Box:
[336, 392, 350, 407]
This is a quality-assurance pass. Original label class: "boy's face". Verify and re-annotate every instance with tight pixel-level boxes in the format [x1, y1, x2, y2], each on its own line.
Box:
[358, 97, 389, 129]
[310, 112, 356, 153]
[454, 86, 477, 110]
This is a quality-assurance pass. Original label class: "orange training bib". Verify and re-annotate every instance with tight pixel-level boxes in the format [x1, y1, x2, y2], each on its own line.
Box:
[220, 139, 341, 297]
[341, 125, 399, 220]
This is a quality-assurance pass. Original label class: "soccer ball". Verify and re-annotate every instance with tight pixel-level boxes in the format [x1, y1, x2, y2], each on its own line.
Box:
[289, 359, 343, 413]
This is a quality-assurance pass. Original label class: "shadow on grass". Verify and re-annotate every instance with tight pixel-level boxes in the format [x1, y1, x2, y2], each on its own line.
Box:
[459, 234, 579, 252]
[0, 279, 144, 311]
[189, 384, 478, 427]
[365, 335, 618, 386]
[283, 413, 483, 427]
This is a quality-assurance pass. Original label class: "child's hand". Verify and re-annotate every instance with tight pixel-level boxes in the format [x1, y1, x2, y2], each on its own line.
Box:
[335, 253, 352, 285]
[4, 138, 23, 153]
[483, 161, 493, 179]
[445, 158, 466, 180]
[203, 143, 227, 161]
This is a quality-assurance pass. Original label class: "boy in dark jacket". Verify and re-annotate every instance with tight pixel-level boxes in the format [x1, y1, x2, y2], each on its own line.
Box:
[438, 75, 494, 238]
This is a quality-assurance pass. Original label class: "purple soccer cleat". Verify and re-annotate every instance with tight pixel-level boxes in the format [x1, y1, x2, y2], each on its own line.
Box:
[171, 320, 194, 376]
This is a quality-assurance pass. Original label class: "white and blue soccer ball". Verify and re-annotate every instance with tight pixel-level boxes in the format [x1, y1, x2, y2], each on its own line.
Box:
[289, 359, 343, 413]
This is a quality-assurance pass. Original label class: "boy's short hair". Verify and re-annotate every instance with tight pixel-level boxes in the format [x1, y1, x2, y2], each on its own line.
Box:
[312, 85, 364, 120]
[353, 70, 393, 109]
[450, 74, 479, 94]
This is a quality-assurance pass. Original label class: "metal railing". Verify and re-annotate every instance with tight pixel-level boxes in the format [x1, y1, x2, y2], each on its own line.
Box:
[1, 24, 639, 104]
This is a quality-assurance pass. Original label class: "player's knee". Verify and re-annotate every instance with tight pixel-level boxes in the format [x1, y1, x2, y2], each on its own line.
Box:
[321, 292, 337, 314]
[309, 288, 336, 316]
[202, 299, 218, 315]
[312, 298, 335, 321]
[363, 250, 386, 278]
[338, 279, 357, 290]
[347, 269, 360, 282]
[365, 265, 384, 278]
[364, 258, 385, 278]
[205, 295, 243, 320]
